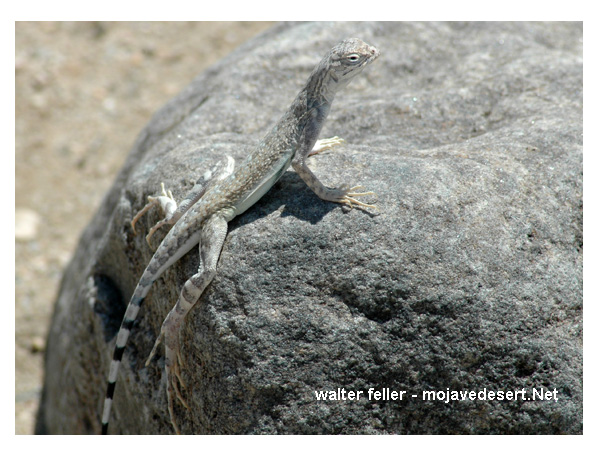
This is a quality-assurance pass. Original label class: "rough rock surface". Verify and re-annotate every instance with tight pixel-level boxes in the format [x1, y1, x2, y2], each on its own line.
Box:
[37, 22, 582, 434]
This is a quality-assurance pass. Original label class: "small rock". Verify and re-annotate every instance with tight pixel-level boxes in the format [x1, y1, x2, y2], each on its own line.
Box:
[15, 208, 41, 242]
[30, 336, 45, 353]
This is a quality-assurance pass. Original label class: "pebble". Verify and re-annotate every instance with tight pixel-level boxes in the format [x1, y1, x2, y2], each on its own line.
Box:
[15, 208, 41, 241]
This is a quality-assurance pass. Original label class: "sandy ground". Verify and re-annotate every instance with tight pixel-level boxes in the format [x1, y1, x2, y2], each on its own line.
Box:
[15, 21, 274, 434]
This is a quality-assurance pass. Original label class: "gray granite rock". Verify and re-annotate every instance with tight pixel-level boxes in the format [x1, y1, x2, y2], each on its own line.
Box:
[37, 21, 582, 434]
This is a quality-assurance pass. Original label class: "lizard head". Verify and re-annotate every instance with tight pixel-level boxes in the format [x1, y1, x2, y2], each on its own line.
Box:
[316, 38, 380, 99]
[329, 38, 378, 79]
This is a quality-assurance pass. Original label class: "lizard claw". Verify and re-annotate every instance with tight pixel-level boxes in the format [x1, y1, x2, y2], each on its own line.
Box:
[131, 200, 155, 236]
[146, 312, 188, 434]
[131, 183, 177, 245]
[157, 311, 190, 433]
[337, 185, 378, 210]
[145, 328, 164, 367]
[166, 344, 188, 435]
[308, 136, 346, 156]
[170, 354, 188, 408]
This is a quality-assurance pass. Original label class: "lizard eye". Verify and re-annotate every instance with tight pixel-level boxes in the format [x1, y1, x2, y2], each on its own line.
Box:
[346, 53, 360, 63]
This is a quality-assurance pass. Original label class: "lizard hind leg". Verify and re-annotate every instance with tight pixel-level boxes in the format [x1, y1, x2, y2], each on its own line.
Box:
[150, 214, 229, 434]
[153, 269, 215, 434]
[131, 182, 179, 245]
[131, 156, 235, 247]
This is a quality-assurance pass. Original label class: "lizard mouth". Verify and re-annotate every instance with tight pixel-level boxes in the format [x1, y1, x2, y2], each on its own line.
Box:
[367, 46, 380, 63]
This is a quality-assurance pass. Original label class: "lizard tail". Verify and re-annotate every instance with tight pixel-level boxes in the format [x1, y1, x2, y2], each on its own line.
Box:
[100, 230, 200, 434]
[101, 276, 153, 434]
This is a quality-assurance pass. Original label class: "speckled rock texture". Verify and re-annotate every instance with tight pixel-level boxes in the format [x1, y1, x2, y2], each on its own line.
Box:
[37, 21, 582, 434]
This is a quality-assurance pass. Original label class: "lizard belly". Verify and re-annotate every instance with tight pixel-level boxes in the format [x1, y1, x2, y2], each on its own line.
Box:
[231, 153, 294, 219]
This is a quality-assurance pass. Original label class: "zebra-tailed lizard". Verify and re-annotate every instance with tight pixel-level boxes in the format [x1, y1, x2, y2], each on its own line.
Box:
[102, 38, 379, 434]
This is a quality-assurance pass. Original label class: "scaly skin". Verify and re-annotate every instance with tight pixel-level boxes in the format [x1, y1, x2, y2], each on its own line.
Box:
[102, 38, 379, 434]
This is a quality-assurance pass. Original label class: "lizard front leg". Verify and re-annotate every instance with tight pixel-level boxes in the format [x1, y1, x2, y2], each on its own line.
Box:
[293, 138, 377, 209]
[145, 214, 229, 434]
